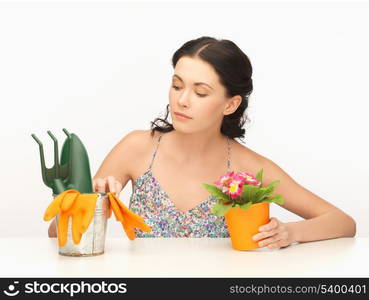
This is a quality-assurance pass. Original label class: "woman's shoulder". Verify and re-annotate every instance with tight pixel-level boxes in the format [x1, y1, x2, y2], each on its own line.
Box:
[121, 129, 163, 181]
[233, 141, 289, 185]
[130, 128, 162, 142]
[121, 129, 162, 154]
[231, 139, 266, 174]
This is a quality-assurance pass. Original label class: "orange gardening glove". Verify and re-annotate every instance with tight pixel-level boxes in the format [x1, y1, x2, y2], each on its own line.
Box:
[44, 189, 99, 247]
[107, 192, 152, 240]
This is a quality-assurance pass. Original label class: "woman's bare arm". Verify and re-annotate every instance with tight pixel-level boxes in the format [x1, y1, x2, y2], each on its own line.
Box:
[258, 155, 356, 242]
[92, 130, 142, 192]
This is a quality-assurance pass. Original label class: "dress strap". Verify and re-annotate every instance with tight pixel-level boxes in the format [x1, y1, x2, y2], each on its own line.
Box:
[226, 136, 231, 172]
[148, 132, 164, 171]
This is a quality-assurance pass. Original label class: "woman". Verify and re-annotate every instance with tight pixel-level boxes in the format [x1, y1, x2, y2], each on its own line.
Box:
[49, 36, 356, 248]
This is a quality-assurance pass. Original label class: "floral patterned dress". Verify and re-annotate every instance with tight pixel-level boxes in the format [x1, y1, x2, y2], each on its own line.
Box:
[128, 132, 231, 238]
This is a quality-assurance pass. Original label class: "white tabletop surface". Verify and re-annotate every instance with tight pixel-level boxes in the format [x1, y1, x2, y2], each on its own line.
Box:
[0, 237, 367, 278]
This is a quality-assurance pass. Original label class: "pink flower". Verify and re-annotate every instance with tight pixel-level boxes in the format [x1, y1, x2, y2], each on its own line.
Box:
[228, 177, 244, 199]
[214, 170, 260, 199]
[237, 171, 261, 186]
[214, 171, 234, 187]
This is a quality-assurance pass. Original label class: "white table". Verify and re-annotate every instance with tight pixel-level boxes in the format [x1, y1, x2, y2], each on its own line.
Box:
[0, 237, 367, 277]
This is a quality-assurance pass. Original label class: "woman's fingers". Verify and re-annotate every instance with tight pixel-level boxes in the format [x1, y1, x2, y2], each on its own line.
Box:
[253, 227, 280, 242]
[259, 217, 279, 232]
[257, 233, 283, 248]
[94, 178, 107, 193]
[107, 176, 117, 193]
[252, 217, 293, 249]
[94, 176, 122, 194]
[115, 180, 122, 196]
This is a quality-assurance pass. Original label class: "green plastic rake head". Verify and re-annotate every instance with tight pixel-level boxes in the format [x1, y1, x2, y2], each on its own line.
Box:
[31, 128, 93, 195]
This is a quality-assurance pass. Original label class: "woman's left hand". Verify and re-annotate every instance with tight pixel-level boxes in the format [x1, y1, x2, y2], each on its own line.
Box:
[252, 217, 295, 249]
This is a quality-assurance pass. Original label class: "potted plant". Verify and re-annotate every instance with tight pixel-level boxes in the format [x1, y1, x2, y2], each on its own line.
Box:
[203, 168, 284, 250]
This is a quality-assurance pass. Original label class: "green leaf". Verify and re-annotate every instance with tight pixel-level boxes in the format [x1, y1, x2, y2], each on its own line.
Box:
[263, 194, 285, 205]
[251, 180, 281, 203]
[241, 184, 259, 202]
[211, 202, 232, 216]
[202, 183, 230, 203]
[253, 188, 268, 203]
[239, 201, 252, 210]
[262, 180, 280, 196]
[255, 168, 263, 185]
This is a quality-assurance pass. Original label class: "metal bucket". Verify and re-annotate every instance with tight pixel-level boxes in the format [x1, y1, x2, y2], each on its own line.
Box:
[53, 193, 109, 257]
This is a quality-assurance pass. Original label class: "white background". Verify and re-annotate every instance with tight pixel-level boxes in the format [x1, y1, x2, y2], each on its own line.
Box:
[0, 0, 368, 238]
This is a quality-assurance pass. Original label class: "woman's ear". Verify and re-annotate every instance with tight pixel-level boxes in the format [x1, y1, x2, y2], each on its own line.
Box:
[224, 95, 242, 115]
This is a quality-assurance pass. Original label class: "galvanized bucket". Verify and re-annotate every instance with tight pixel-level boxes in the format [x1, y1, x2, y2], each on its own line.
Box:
[53, 193, 109, 257]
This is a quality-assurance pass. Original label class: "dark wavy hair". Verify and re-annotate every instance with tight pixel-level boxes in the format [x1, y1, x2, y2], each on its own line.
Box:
[150, 36, 253, 143]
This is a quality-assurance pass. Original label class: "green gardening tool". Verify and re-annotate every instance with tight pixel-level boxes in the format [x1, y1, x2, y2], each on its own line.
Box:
[60, 129, 94, 193]
[31, 128, 94, 194]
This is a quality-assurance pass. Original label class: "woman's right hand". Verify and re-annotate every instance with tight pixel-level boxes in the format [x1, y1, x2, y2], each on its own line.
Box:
[93, 175, 123, 195]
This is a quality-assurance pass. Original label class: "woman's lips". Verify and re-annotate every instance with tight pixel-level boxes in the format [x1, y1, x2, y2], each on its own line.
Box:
[174, 112, 192, 119]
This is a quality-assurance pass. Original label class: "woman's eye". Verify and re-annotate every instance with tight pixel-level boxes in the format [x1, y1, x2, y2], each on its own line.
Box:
[172, 85, 207, 97]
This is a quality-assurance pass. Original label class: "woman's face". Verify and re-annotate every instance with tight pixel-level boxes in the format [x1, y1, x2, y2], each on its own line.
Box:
[169, 56, 239, 134]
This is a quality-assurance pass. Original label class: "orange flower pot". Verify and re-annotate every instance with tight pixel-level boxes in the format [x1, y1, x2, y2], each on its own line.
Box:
[225, 202, 270, 251]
